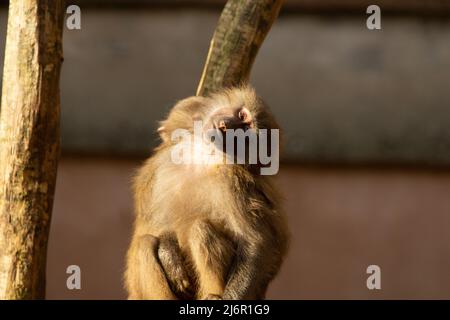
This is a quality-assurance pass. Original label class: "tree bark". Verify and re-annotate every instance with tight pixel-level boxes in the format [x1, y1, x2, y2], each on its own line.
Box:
[0, 0, 65, 299]
[196, 0, 284, 96]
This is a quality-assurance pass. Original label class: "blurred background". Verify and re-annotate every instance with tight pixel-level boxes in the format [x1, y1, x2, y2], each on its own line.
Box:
[1, 0, 450, 299]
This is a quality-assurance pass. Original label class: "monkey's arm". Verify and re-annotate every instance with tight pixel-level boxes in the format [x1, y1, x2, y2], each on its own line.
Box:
[222, 242, 268, 299]
[158, 232, 195, 300]
[222, 225, 287, 300]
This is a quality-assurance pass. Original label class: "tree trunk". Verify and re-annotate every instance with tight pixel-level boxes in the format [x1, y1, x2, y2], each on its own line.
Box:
[197, 0, 284, 96]
[0, 0, 65, 299]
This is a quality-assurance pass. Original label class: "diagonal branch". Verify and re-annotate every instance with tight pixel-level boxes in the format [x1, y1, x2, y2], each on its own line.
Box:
[197, 0, 284, 96]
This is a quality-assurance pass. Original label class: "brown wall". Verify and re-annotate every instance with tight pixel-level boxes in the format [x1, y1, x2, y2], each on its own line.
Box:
[47, 157, 450, 299]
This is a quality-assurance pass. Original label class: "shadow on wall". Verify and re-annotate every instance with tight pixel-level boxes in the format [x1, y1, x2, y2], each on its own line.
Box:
[47, 157, 450, 299]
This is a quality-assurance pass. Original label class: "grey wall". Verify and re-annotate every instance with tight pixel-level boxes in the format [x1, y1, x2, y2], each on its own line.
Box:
[1, 8, 450, 165]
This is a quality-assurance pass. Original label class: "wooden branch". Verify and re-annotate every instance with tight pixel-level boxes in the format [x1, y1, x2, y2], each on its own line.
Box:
[196, 0, 284, 96]
[0, 0, 65, 299]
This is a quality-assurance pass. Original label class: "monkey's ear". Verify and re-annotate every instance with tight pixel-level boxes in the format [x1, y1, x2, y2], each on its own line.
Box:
[157, 123, 169, 142]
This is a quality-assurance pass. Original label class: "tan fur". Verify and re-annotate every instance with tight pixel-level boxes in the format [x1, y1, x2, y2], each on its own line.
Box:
[125, 86, 289, 300]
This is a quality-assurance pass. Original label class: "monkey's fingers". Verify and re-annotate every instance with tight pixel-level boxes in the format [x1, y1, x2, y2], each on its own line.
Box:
[168, 268, 196, 300]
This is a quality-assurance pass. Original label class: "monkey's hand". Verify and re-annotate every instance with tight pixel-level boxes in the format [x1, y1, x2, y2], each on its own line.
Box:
[158, 233, 195, 300]
[204, 294, 222, 300]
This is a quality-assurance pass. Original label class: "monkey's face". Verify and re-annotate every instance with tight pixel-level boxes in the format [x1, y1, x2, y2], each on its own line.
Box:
[201, 98, 279, 168]
[203, 88, 279, 135]
[201, 106, 255, 164]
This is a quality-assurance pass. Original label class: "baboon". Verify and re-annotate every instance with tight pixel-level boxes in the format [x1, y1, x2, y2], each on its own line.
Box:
[125, 86, 289, 300]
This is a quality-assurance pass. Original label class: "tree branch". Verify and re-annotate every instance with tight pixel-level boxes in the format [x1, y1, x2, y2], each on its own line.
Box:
[197, 0, 284, 96]
[0, 0, 65, 299]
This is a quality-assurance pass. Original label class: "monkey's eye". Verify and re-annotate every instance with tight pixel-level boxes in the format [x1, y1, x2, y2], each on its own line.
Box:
[238, 108, 250, 122]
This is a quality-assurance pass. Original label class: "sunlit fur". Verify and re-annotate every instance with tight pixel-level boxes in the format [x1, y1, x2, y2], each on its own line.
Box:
[125, 86, 289, 300]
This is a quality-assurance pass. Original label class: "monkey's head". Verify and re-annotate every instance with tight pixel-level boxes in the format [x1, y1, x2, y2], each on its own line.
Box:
[157, 86, 280, 174]
[158, 86, 279, 141]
